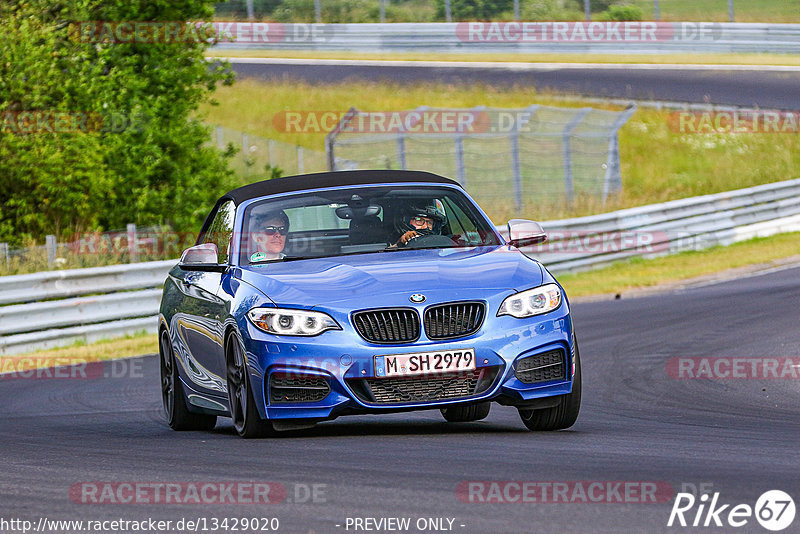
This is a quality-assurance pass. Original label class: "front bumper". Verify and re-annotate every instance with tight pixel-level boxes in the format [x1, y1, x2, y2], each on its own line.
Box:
[240, 305, 575, 421]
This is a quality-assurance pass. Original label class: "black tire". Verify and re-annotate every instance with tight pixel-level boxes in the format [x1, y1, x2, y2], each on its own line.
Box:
[159, 329, 217, 431]
[518, 339, 582, 431]
[441, 402, 491, 422]
[225, 334, 276, 439]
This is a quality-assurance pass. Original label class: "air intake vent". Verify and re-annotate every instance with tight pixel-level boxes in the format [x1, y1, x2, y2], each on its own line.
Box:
[515, 349, 566, 384]
[424, 301, 485, 340]
[348, 367, 500, 405]
[353, 308, 420, 344]
[269, 374, 330, 403]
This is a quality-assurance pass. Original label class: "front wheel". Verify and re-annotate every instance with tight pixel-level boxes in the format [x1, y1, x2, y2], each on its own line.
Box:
[226, 334, 276, 439]
[159, 329, 217, 431]
[441, 402, 491, 422]
[518, 339, 582, 431]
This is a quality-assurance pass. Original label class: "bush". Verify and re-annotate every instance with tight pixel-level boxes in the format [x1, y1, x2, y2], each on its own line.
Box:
[602, 4, 644, 21]
[522, 0, 584, 21]
[434, 0, 509, 21]
[0, 1, 236, 246]
[273, 0, 376, 23]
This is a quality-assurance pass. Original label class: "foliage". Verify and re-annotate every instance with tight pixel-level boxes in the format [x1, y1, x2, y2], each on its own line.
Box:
[522, 0, 584, 21]
[601, 4, 644, 21]
[0, 0, 236, 247]
[434, 0, 511, 21]
[272, 0, 378, 22]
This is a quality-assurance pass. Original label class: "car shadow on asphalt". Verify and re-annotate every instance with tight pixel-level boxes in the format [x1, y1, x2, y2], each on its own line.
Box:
[209, 419, 586, 439]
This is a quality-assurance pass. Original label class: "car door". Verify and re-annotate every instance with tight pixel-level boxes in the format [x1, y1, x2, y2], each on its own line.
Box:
[174, 200, 236, 395]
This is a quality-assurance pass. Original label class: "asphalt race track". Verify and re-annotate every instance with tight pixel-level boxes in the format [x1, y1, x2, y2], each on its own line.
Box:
[2, 265, 799, 533]
[226, 59, 800, 110]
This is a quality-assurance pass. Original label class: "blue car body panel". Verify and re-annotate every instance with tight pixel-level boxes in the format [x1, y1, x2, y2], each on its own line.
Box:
[159, 179, 577, 425]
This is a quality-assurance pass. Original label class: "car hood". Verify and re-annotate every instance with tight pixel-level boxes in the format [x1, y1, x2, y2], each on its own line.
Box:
[236, 246, 543, 309]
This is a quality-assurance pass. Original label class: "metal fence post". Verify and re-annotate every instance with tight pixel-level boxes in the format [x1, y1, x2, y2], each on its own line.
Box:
[444, 0, 452, 22]
[513, 0, 520, 21]
[584, 0, 590, 22]
[728, 0, 735, 22]
[314, 0, 322, 23]
[654, 0, 660, 21]
[602, 104, 638, 202]
[562, 108, 591, 205]
[380, 0, 386, 23]
[46, 235, 56, 268]
[454, 135, 466, 187]
[325, 107, 358, 171]
[397, 136, 407, 170]
[0, 242, 8, 270]
[216, 126, 224, 149]
[246, 0, 254, 20]
[507, 105, 540, 213]
[297, 146, 304, 174]
[510, 134, 523, 213]
[127, 224, 138, 263]
[268, 140, 275, 167]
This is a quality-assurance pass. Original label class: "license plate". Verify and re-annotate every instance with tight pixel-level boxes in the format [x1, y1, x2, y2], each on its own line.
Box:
[375, 348, 476, 378]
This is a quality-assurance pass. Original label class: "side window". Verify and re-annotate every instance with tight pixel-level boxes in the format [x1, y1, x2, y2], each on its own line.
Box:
[203, 200, 236, 264]
[443, 198, 480, 243]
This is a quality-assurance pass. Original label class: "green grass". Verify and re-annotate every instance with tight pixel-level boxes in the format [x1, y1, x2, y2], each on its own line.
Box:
[199, 78, 800, 223]
[559, 231, 800, 297]
[0, 331, 157, 372]
[626, 0, 800, 22]
[213, 0, 799, 23]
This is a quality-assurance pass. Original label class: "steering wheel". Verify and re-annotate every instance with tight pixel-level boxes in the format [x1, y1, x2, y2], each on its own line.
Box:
[404, 234, 455, 249]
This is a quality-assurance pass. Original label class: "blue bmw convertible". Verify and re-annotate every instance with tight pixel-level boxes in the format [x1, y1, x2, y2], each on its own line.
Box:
[159, 170, 580, 437]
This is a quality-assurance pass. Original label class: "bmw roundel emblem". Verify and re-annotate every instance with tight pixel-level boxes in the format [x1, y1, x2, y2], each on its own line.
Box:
[409, 294, 426, 303]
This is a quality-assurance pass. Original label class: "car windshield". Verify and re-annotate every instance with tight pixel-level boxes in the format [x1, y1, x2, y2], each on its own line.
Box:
[239, 185, 501, 265]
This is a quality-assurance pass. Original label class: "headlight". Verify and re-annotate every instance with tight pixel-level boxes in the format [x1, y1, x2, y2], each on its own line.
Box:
[247, 307, 341, 336]
[498, 284, 562, 318]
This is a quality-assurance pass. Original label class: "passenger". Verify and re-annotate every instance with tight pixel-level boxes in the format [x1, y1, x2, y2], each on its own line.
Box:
[249, 210, 289, 261]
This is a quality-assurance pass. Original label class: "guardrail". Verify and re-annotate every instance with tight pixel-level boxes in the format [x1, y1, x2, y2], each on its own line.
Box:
[213, 22, 800, 54]
[513, 178, 800, 272]
[0, 261, 175, 355]
[2, 178, 800, 355]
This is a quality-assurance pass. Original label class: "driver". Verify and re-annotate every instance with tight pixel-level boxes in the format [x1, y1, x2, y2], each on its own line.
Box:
[392, 200, 447, 247]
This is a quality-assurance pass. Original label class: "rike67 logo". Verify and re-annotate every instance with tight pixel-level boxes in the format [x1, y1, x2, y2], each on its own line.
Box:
[668, 490, 795, 531]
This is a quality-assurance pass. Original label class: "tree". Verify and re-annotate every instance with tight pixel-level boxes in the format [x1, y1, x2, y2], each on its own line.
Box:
[0, 0, 236, 246]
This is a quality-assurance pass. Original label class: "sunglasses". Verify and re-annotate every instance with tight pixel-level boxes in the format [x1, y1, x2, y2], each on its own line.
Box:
[263, 225, 288, 236]
[410, 216, 434, 228]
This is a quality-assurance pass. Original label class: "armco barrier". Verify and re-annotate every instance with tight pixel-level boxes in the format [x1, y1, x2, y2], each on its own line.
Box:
[2, 178, 799, 355]
[521, 178, 800, 272]
[0, 262, 175, 355]
[212, 22, 800, 54]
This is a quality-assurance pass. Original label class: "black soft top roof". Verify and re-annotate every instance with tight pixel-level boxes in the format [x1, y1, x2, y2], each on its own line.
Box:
[220, 170, 462, 205]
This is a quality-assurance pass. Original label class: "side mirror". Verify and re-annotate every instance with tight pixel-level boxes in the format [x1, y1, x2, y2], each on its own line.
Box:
[179, 243, 227, 272]
[507, 219, 547, 248]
